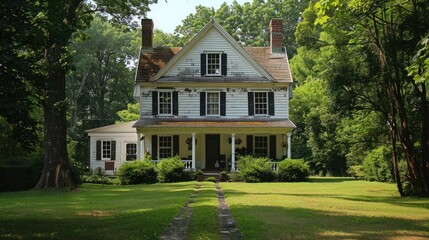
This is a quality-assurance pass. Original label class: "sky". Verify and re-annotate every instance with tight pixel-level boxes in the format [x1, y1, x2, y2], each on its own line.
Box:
[147, 0, 249, 33]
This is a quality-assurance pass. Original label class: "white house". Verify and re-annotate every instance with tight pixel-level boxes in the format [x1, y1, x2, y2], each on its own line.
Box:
[86, 18, 295, 174]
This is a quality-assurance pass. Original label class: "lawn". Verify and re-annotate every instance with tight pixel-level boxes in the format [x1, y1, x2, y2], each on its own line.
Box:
[1, 179, 429, 240]
[0, 183, 194, 240]
[221, 177, 429, 240]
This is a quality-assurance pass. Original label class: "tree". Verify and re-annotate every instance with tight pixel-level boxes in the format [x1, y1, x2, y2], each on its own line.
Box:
[298, 0, 429, 195]
[117, 103, 140, 122]
[2, 0, 155, 189]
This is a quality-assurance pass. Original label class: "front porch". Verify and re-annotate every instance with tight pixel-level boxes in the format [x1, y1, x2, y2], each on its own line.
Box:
[134, 118, 295, 171]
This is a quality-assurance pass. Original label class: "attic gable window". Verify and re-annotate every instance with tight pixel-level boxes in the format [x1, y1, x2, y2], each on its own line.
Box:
[201, 53, 227, 76]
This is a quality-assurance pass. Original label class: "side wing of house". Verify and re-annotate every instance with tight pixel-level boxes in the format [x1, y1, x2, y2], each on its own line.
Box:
[85, 121, 138, 175]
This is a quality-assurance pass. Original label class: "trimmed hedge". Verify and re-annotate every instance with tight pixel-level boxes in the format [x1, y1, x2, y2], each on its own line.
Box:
[277, 159, 310, 182]
[117, 160, 157, 184]
[237, 155, 276, 183]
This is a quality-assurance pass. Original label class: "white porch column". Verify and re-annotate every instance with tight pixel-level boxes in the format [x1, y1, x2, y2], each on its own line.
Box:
[231, 133, 236, 172]
[141, 134, 145, 160]
[283, 134, 287, 157]
[191, 133, 196, 170]
[287, 132, 292, 159]
[137, 132, 142, 159]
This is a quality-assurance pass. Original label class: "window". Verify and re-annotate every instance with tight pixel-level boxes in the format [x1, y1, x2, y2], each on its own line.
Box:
[201, 53, 227, 76]
[254, 92, 268, 115]
[206, 92, 220, 115]
[254, 136, 268, 157]
[207, 53, 220, 75]
[159, 136, 172, 159]
[159, 92, 172, 115]
[126, 143, 137, 161]
[102, 140, 111, 160]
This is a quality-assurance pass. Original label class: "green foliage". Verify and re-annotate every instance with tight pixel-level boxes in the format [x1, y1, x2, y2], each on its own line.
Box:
[363, 146, 393, 182]
[205, 177, 217, 183]
[347, 165, 364, 180]
[156, 156, 190, 183]
[277, 159, 310, 182]
[237, 155, 276, 183]
[81, 174, 118, 185]
[407, 35, 429, 83]
[219, 171, 229, 182]
[193, 169, 204, 182]
[116, 103, 140, 122]
[117, 160, 157, 185]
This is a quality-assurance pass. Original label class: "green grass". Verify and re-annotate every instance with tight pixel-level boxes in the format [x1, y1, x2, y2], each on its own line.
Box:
[0, 183, 194, 240]
[187, 182, 220, 240]
[221, 177, 429, 240]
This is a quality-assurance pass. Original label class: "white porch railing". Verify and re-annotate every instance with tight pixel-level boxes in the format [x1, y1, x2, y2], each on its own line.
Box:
[150, 160, 193, 171]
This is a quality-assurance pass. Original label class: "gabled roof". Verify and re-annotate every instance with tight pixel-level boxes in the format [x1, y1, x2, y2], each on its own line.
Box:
[85, 121, 137, 134]
[135, 19, 293, 84]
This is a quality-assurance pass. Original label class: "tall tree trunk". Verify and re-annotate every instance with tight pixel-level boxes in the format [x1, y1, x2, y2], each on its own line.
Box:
[35, 43, 76, 189]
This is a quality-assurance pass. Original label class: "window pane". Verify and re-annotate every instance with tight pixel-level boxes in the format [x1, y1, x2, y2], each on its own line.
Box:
[207, 54, 220, 75]
[102, 141, 111, 159]
[254, 92, 268, 115]
[126, 143, 137, 161]
[254, 136, 268, 157]
[159, 136, 172, 159]
[159, 92, 172, 114]
[207, 92, 219, 115]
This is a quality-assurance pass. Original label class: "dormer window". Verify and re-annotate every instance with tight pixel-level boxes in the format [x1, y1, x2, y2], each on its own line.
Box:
[201, 52, 227, 76]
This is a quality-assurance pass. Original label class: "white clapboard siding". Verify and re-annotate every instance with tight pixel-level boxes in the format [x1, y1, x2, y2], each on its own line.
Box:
[275, 90, 288, 117]
[168, 30, 261, 77]
[141, 90, 153, 116]
[225, 91, 248, 117]
[178, 91, 200, 116]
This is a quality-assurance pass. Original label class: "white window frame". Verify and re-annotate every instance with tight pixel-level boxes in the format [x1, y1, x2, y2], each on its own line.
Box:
[254, 136, 268, 157]
[206, 52, 222, 76]
[126, 143, 137, 161]
[158, 91, 173, 116]
[254, 92, 268, 115]
[206, 91, 220, 116]
[102, 140, 111, 160]
[158, 136, 173, 159]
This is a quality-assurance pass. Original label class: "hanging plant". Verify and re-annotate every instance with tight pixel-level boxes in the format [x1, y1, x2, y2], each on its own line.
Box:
[281, 141, 288, 148]
[186, 138, 192, 145]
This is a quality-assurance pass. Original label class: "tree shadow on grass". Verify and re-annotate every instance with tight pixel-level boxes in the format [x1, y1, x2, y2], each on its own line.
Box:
[308, 177, 356, 183]
[231, 205, 429, 240]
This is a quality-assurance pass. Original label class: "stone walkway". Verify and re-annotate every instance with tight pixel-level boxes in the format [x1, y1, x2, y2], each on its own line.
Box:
[216, 181, 242, 240]
[160, 181, 242, 240]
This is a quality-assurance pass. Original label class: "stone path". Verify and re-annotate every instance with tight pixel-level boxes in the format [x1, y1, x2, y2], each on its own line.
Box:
[160, 181, 242, 240]
[216, 181, 242, 240]
[160, 183, 201, 240]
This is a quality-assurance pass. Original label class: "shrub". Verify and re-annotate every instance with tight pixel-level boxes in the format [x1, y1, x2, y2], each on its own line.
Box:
[277, 159, 310, 182]
[157, 156, 190, 183]
[117, 160, 157, 185]
[363, 146, 393, 182]
[219, 171, 229, 182]
[205, 176, 217, 182]
[228, 172, 241, 182]
[81, 174, 116, 184]
[347, 165, 365, 180]
[193, 169, 204, 182]
[237, 155, 276, 183]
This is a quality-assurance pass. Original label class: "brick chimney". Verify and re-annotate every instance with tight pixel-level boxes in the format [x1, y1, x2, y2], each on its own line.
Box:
[270, 19, 283, 53]
[141, 19, 153, 49]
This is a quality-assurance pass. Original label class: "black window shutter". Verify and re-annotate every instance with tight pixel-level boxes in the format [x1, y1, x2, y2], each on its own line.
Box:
[200, 92, 206, 116]
[246, 135, 253, 154]
[152, 91, 158, 116]
[111, 141, 116, 160]
[269, 135, 276, 160]
[173, 135, 180, 156]
[248, 92, 254, 116]
[152, 135, 158, 159]
[221, 53, 227, 76]
[268, 92, 275, 116]
[220, 92, 226, 116]
[200, 53, 206, 76]
[96, 140, 101, 160]
[173, 91, 179, 116]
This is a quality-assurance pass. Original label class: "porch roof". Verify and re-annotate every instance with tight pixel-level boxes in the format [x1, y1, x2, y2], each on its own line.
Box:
[133, 118, 296, 134]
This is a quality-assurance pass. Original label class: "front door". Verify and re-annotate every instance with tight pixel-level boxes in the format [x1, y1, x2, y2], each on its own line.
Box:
[205, 134, 220, 169]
